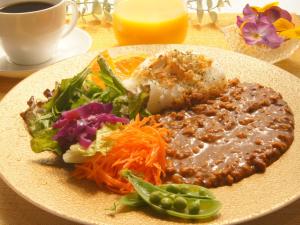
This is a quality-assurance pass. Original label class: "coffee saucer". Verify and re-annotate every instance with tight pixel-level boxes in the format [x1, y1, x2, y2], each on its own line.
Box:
[0, 27, 92, 78]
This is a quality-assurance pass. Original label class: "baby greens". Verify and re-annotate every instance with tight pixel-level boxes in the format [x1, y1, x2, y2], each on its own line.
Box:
[96, 57, 150, 119]
[117, 170, 221, 220]
[21, 54, 150, 155]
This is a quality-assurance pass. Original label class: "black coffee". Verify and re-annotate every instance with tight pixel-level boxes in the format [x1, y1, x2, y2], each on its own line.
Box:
[0, 1, 53, 13]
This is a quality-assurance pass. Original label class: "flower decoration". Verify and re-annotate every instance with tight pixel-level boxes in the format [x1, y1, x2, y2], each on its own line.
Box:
[187, 0, 231, 24]
[237, 2, 300, 49]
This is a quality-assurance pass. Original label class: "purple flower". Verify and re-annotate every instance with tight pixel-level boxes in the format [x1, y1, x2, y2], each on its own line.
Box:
[241, 18, 284, 48]
[236, 3, 294, 48]
[263, 6, 292, 23]
[237, 4, 258, 27]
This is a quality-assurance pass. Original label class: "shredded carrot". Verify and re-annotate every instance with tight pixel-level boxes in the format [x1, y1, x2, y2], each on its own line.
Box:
[73, 115, 169, 194]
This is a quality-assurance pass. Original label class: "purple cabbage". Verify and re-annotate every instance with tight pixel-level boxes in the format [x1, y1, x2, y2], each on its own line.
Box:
[52, 102, 129, 150]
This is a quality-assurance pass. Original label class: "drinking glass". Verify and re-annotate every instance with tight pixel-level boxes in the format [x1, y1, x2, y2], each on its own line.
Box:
[112, 0, 189, 45]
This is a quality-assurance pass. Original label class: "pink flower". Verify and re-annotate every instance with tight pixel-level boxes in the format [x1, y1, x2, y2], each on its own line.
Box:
[236, 3, 291, 48]
[237, 4, 258, 27]
[241, 17, 283, 48]
[263, 6, 292, 23]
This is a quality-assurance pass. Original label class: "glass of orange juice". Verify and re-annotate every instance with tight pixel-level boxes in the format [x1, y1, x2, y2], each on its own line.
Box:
[113, 0, 189, 45]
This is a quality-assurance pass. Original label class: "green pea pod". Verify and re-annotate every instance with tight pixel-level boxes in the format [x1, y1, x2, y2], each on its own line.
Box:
[164, 198, 221, 220]
[120, 183, 215, 208]
[122, 170, 221, 220]
[159, 184, 215, 200]
[119, 192, 146, 207]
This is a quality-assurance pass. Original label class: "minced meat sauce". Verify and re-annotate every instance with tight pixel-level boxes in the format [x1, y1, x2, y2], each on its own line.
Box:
[157, 79, 294, 188]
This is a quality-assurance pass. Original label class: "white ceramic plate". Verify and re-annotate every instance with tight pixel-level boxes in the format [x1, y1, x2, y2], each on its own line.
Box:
[0, 45, 299, 225]
[0, 27, 92, 78]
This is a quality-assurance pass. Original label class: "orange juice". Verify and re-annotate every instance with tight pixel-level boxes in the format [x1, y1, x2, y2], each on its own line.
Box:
[113, 0, 188, 45]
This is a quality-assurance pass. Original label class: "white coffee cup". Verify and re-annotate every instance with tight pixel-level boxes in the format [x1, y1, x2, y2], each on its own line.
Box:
[0, 0, 79, 65]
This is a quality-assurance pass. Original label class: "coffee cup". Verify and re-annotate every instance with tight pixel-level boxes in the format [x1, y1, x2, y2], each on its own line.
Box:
[0, 0, 79, 65]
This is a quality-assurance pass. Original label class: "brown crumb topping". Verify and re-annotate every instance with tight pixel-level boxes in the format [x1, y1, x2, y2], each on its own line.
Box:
[137, 50, 212, 88]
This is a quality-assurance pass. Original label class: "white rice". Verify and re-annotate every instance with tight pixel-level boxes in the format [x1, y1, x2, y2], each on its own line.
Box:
[123, 50, 227, 114]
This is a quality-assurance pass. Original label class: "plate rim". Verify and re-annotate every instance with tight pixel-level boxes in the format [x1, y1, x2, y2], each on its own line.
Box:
[0, 44, 300, 225]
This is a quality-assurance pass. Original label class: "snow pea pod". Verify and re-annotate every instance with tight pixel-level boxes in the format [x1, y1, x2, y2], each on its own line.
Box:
[121, 170, 221, 220]
[159, 184, 215, 200]
[119, 192, 146, 207]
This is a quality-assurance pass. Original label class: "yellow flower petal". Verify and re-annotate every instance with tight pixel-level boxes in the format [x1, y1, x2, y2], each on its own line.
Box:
[280, 27, 300, 39]
[252, 2, 279, 12]
[273, 18, 295, 32]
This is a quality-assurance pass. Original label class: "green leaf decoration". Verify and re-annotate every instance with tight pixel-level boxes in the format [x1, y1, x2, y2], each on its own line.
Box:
[74, 0, 229, 25]
[217, 0, 225, 8]
[209, 11, 218, 23]
[81, 9, 87, 23]
[103, 10, 112, 23]
[103, 0, 112, 13]
[206, 0, 213, 10]
[83, 0, 89, 8]
[92, 1, 102, 15]
[197, 10, 204, 23]
[196, 0, 203, 10]
[224, 0, 231, 6]
[196, 0, 203, 23]
[79, 4, 87, 18]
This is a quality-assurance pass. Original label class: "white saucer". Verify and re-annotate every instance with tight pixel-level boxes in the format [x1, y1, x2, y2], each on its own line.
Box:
[0, 27, 92, 78]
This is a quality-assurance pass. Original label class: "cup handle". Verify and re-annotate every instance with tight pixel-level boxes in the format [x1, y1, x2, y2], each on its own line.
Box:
[62, 0, 79, 38]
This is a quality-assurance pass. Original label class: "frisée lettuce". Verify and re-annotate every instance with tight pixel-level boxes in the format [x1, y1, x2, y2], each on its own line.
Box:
[21, 53, 150, 155]
[63, 124, 119, 163]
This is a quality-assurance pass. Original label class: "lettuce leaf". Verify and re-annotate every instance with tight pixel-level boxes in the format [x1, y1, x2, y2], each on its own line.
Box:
[62, 125, 118, 163]
[96, 56, 150, 119]
[43, 66, 92, 117]
[30, 128, 61, 155]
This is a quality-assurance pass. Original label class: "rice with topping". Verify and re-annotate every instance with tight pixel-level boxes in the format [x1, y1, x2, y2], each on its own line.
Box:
[123, 50, 227, 113]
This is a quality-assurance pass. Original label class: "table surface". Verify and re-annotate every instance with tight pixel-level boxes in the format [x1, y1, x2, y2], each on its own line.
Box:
[0, 13, 300, 225]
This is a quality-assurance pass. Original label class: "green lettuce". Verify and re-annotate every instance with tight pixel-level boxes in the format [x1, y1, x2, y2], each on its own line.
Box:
[21, 54, 150, 155]
[62, 125, 119, 163]
[96, 56, 150, 119]
[30, 128, 61, 155]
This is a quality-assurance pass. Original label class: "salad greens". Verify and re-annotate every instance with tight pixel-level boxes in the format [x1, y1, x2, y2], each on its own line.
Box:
[114, 170, 221, 220]
[96, 57, 150, 119]
[21, 54, 150, 155]
[43, 66, 90, 117]
[30, 128, 60, 154]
